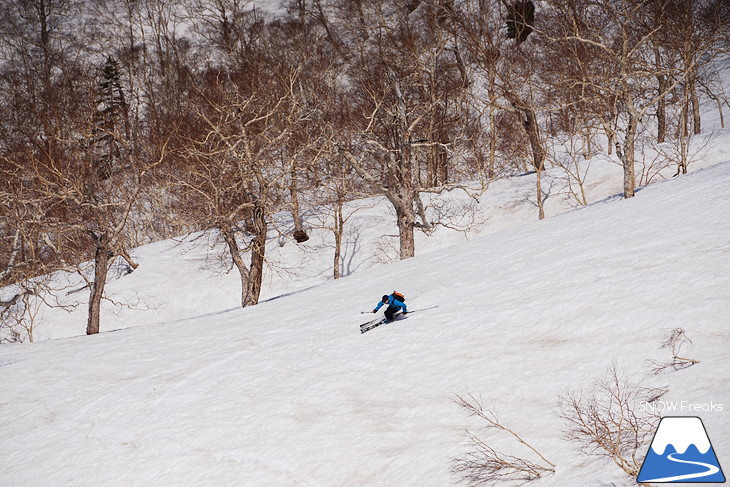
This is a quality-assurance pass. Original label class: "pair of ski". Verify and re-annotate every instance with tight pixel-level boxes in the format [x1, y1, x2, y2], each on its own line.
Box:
[359, 313, 406, 334]
[359, 306, 436, 334]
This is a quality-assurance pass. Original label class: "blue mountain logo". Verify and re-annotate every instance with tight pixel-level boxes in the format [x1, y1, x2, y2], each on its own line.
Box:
[637, 417, 725, 483]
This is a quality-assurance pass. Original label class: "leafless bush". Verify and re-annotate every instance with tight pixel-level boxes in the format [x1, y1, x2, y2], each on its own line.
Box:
[651, 127, 717, 179]
[649, 328, 700, 374]
[548, 135, 596, 207]
[452, 395, 555, 486]
[558, 365, 665, 480]
[370, 233, 400, 265]
[634, 135, 674, 188]
[0, 283, 43, 343]
[419, 193, 486, 238]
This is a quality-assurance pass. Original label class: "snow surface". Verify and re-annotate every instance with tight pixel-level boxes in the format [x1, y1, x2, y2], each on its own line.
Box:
[2, 156, 729, 485]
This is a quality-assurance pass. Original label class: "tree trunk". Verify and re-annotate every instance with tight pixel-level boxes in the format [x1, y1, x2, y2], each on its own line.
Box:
[0, 229, 21, 283]
[622, 109, 637, 198]
[536, 168, 545, 220]
[333, 199, 344, 280]
[395, 201, 416, 259]
[678, 97, 689, 138]
[289, 158, 308, 243]
[426, 146, 448, 188]
[436, 145, 448, 186]
[341, 149, 417, 260]
[220, 224, 250, 308]
[521, 106, 545, 172]
[515, 103, 546, 218]
[688, 68, 701, 135]
[488, 70, 498, 178]
[244, 205, 267, 307]
[654, 47, 667, 143]
[707, 91, 725, 129]
[87, 231, 111, 335]
[656, 93, 667, 143]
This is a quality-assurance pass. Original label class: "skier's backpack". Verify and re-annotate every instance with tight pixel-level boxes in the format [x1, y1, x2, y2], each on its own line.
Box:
[392, 291, 405, 302]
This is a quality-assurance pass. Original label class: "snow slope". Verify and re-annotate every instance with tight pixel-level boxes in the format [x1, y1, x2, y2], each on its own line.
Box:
[19, 127, 730, 342]
[1, 158, 729, 486]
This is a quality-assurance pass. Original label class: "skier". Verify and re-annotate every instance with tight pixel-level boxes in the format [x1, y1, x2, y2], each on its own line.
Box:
[372, 291, 408, 322]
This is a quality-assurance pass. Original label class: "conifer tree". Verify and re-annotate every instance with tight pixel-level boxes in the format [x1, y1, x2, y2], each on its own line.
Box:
[93, 56, 129, 180]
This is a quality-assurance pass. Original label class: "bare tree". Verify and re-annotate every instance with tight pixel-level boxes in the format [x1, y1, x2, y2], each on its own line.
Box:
[452, 0, 554, 219]
[559, 365, 666, 480]
[267, 8, 341, 244]
[332, 0, 469, 258]
[185, 0, 256, 55]
[87, 0, 192, 245]
[9, 127, 166, 335]
[649, 328, 700, 374]
[450, 0, 505, 179]
[175, 91, 274, 307]
[547, 135, 593, 207]
[311, 146, 373, 280]
[452, 394, 556, 486]
[0, 277, 65, 343]
[175, 13, 314, 306]
[0, 0, 170, 335]
[545, 0, 723, 198]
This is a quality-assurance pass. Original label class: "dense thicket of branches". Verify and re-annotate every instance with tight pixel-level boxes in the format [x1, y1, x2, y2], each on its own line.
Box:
[1, 0, 728, 336]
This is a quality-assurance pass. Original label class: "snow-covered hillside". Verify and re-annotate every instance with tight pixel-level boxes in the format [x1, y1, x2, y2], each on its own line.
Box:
[13, 118, 730, 342]
[1, 154, 729, 486]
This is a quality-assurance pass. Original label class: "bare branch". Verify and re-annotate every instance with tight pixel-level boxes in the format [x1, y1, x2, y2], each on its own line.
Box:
[452, 394, 555, 486]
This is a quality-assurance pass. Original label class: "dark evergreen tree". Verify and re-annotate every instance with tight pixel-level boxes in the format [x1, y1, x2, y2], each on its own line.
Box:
[93, 56, 129, 180]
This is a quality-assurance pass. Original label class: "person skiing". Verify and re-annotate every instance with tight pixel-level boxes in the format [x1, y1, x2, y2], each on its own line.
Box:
[372, 291, 407, 322]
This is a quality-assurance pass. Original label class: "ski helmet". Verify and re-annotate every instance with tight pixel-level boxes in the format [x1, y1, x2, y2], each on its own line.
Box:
[382, 295, 389, 303]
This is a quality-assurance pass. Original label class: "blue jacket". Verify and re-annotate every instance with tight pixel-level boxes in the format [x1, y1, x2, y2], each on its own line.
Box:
[374, 294, 407, 313]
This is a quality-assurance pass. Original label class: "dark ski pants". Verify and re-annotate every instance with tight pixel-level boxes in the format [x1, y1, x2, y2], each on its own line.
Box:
[384, 306, 401, 321]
